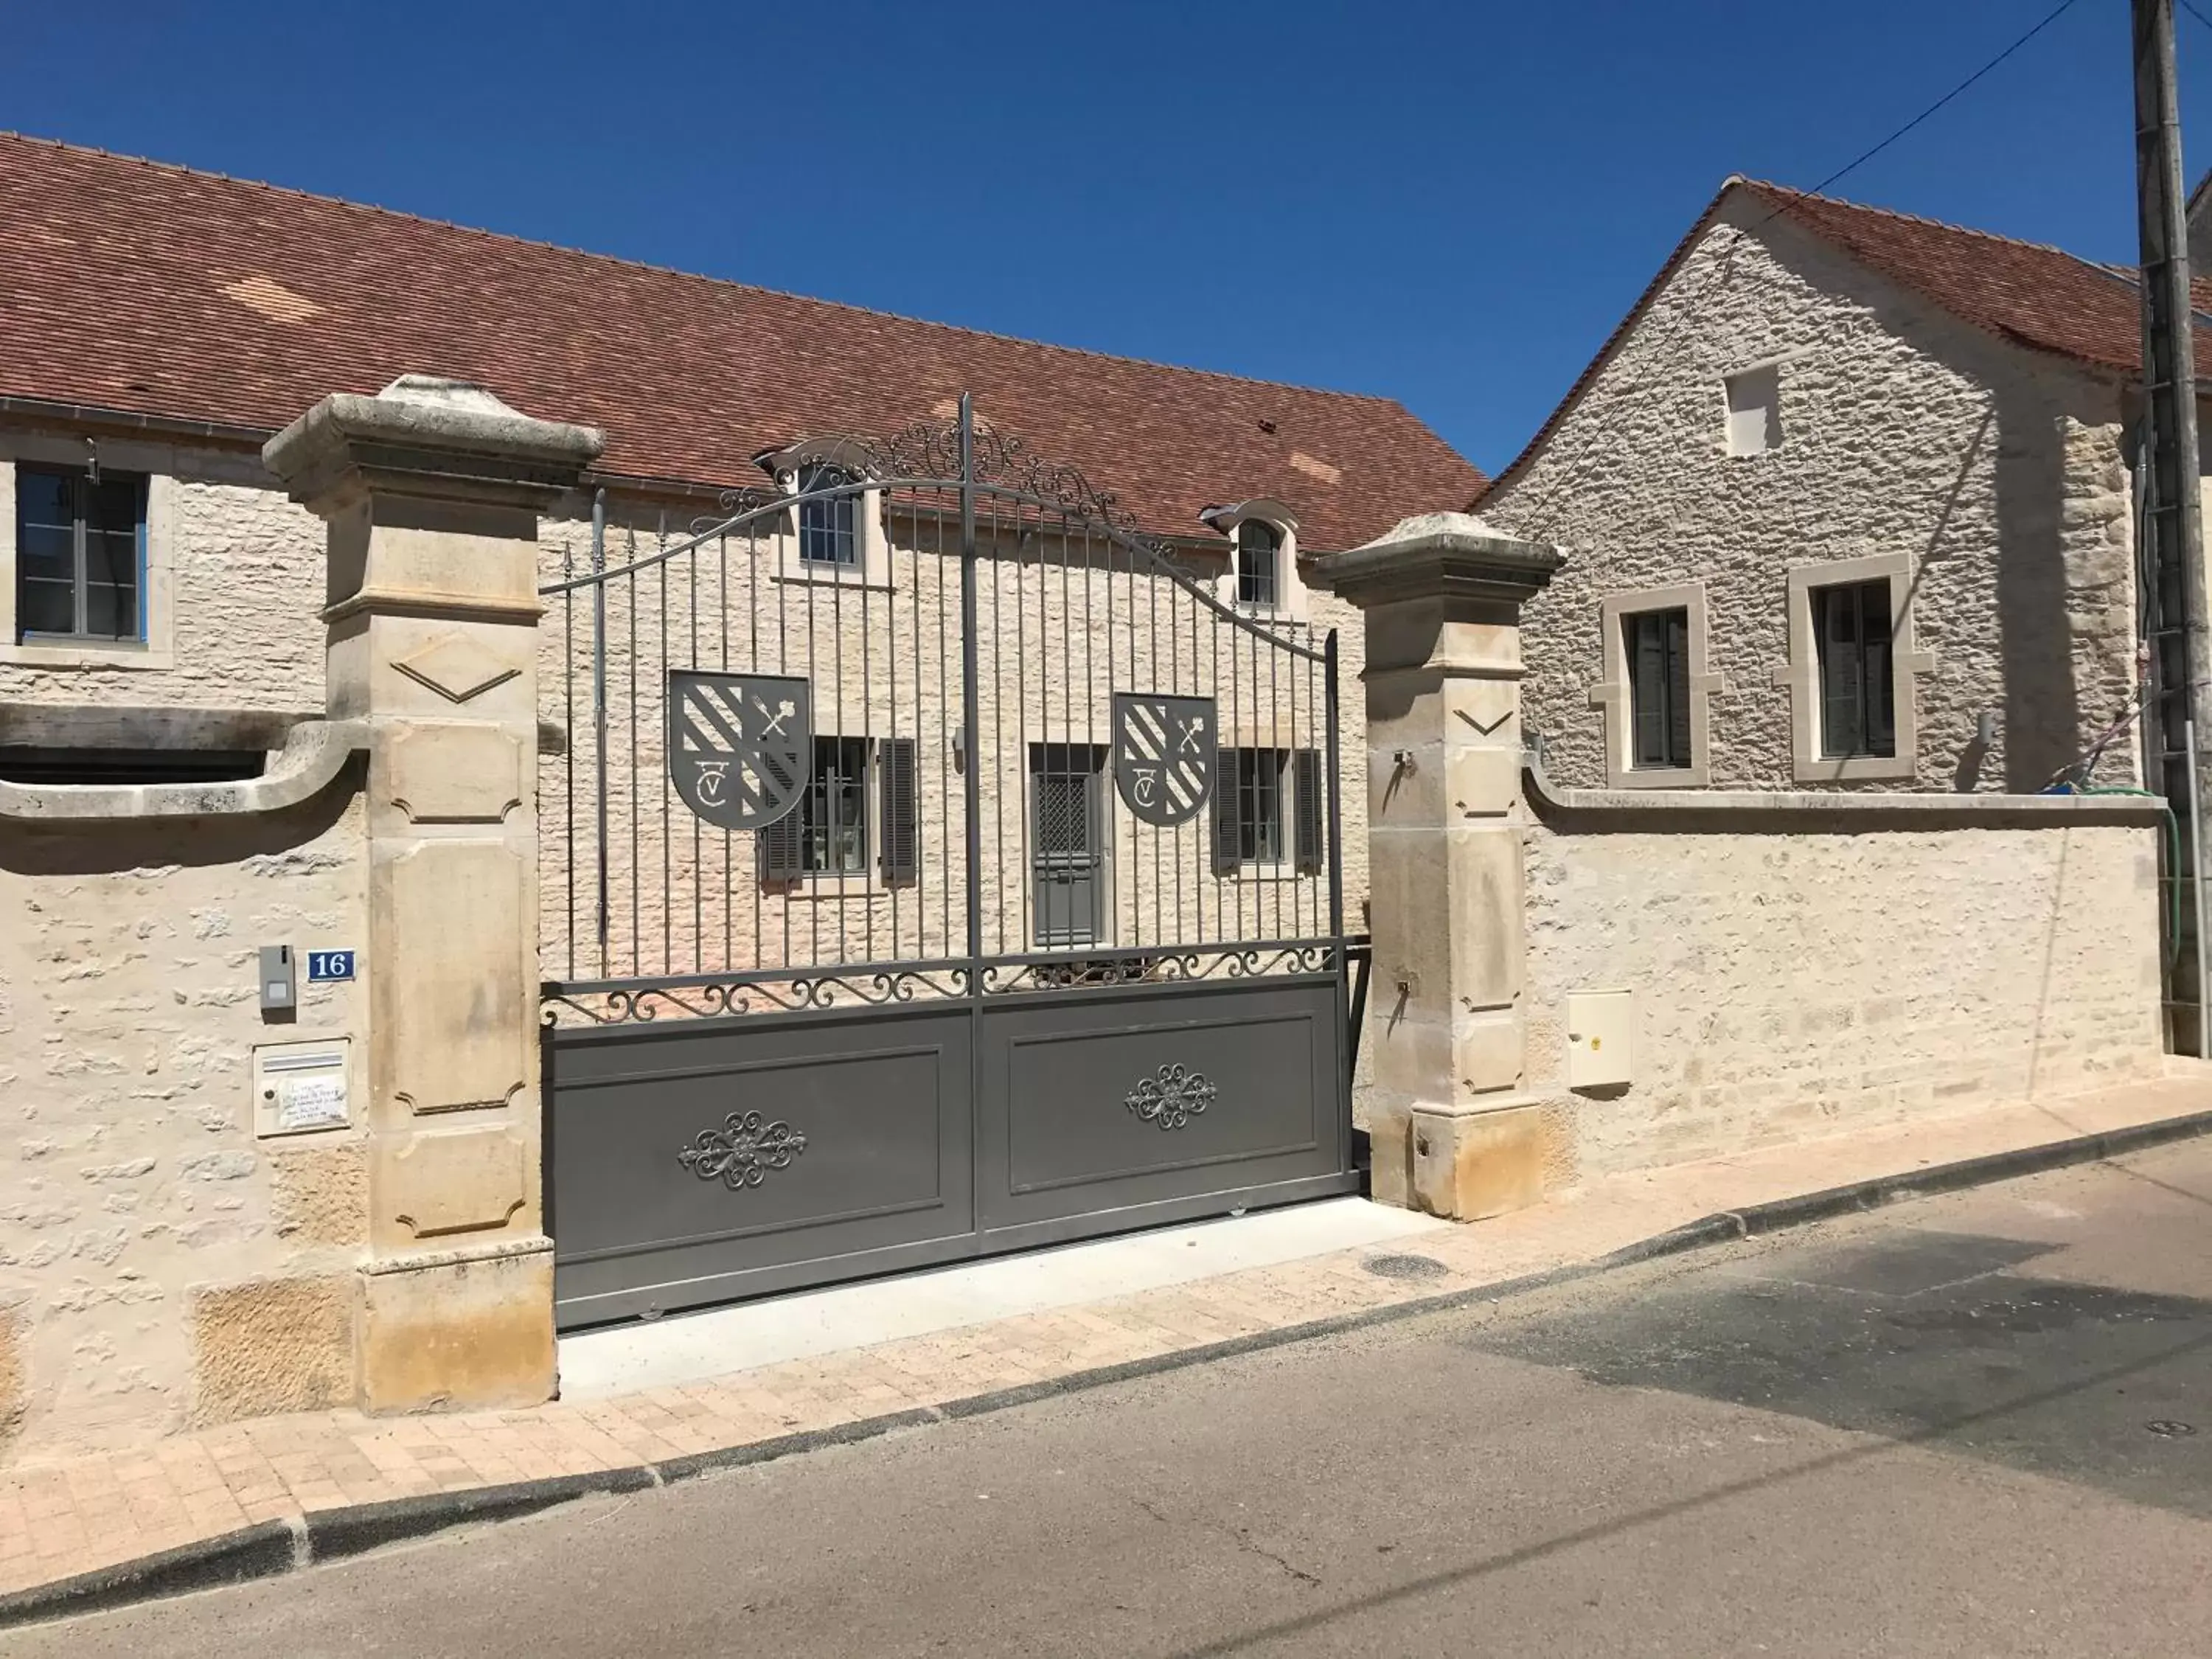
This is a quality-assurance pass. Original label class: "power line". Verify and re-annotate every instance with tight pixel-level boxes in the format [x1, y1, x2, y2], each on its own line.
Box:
[2183, 0, 2212, 36]
[1753, 0, 2082, 227]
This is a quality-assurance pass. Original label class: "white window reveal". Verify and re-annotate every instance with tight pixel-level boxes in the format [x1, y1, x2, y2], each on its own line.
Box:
[1198, 499, 1303, 621]
[1724, 365, 1782, 458]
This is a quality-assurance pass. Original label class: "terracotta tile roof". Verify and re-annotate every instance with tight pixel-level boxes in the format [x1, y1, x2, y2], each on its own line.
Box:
[0, 131, 1480, 550]
[1478, 177, 2183, 507]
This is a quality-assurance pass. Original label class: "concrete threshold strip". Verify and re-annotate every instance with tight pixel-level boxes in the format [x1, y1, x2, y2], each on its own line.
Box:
[8, 1103, 2211, 1632]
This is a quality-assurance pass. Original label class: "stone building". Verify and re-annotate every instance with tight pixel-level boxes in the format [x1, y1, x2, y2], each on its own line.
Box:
[1393, 180, 2183, 1188]
[1478, 178, 2166, 796]
[0, 132, 1478, 1455]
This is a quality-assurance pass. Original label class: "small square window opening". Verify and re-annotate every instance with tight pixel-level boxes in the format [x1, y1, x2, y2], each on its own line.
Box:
[1724, 366, 1782, 458]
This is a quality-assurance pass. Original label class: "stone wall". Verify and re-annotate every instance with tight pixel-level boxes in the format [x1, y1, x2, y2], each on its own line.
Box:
[1482, 191, 2140, 796]
[0, 788, 368, 1458]
[1523, 795, 2165, 1179]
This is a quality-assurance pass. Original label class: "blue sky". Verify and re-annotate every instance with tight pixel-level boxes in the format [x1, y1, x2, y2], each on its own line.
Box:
[7, 1, 2209, 474]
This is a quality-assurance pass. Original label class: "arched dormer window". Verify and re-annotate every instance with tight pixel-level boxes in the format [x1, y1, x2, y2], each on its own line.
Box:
[1235, 519, 1281, 610]
[1199, 498, 1300, 619]
[796, 462, 859, 568]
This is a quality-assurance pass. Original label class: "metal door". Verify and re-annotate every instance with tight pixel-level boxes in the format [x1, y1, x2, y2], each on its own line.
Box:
[1031, 743, 1105, 948]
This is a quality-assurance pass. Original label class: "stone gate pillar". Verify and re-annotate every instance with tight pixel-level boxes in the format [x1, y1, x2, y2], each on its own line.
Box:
[1313, 515, 1562, 1221]
[265, 376, 603, 1411]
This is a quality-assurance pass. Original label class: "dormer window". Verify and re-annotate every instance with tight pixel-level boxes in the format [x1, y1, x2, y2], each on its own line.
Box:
[1200, 498, 1301, 620]
[1235, 520, 1280, 610]
[796, 462, 859, 567]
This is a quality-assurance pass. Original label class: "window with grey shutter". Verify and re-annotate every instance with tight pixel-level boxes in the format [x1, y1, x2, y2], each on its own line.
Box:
[1814, 580, 1895, 759]
[877, 737, 918, 881]
[1211, 746, 1240, 876]
[1624, 607, 1691, 770]
[1293, 749, 1324, 874]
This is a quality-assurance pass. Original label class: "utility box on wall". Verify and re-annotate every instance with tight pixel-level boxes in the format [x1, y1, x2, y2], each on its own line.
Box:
[252, 1037, 352, 1137]
[1565, 990, 1633, 1090]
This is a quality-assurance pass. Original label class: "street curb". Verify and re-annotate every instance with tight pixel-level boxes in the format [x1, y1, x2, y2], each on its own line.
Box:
[302, 1467, 661, 1564]
[0, 1520, 296, 1631]
[7, 1102, 2209, 1630]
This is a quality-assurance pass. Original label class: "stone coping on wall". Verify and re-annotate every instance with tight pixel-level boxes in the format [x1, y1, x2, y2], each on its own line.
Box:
[0, 719, 365, 822]
[1523, 754, 2170, 830]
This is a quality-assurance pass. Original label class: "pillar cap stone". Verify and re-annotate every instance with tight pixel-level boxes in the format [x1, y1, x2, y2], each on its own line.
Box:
[263, 375, 606, 515]
[1311, 512, 1564, 609]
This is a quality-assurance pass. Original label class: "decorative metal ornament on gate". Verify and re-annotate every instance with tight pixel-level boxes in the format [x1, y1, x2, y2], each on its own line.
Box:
[667, 670, 813, 831]
[1112, 692, 1217, 827]
[677, 1110, 808, 1190]
[1124, 1062, 1218, 1130]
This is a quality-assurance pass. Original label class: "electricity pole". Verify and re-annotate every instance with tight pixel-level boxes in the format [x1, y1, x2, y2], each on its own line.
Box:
[2135, 0, 2212, 1055]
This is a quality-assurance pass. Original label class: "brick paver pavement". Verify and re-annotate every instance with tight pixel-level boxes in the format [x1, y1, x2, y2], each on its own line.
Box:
[2, 1074, 2204, 1599]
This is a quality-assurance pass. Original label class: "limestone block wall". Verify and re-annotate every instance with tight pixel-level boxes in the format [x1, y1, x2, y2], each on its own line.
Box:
[1523, 805, 2164, 1179]
[0, 789, 368, 1458]
[1483, 196, 2140, 796]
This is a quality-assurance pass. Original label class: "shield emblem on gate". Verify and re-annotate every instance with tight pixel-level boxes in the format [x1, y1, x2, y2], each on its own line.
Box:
[1113, 693, 1217, 827]
[668, 671, 813, 831]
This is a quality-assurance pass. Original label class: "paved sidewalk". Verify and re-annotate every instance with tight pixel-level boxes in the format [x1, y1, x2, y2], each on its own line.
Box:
[4, 1074, 2208, 1611]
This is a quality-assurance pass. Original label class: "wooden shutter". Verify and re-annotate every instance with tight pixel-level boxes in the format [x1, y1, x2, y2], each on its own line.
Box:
[1817, 585, 1864, 758]
[1664, 609, 1691, 768]
[1211, 747, 1241, 877]
[1293, 749, 1324, 874]
[1629, 613, 1666, 768]
[878, 737, 918, 881]
[758, 742, 809, 882]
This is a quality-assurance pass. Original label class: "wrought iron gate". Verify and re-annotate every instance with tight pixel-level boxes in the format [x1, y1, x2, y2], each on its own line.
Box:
[540, 398, 1352, 1328]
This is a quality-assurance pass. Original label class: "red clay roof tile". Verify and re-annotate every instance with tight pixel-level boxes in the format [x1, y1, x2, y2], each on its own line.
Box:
[0, 132, 1481, 549]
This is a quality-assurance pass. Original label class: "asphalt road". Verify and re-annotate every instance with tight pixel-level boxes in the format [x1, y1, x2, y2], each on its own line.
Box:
[22, 1140, 2212, 1657]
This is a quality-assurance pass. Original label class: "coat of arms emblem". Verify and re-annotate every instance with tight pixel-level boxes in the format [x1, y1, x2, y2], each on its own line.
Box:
[1113, 692, 1217, 827]
[668, 671, 813, 831]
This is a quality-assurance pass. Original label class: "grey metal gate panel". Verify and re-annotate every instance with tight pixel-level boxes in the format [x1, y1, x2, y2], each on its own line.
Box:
[975, 976, 1347, 1238]
[547, 1003, 975, 1326]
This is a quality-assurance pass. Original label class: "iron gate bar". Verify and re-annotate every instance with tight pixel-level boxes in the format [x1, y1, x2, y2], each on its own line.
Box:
[538, 402, 1356, 1326]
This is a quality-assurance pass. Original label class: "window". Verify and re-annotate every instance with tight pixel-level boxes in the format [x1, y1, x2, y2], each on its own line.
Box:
[759, 736, 919, 884]
[15, 466, 146, 642]
[1778, 553, 1925, 782]
[1813, 579, 1896, 759]
[1235, 520, 1280, 609]
[1624, 608, 1692, 771]
[1724, 365, 1781, 457]
[1594, 585, 1711, 787]
[801, 736, 871, 873]
[1237, 749, 1286, 864]
[796, 462, 858, 567]
[1211, 748, 1324, 876]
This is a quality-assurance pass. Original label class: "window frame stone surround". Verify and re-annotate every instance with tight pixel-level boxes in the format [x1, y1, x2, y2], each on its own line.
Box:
[0, 434, 178, 670]
[1772, 549, 1934, 783]
[1590, 582, 1719, 788]
[757, 437, 894, 592]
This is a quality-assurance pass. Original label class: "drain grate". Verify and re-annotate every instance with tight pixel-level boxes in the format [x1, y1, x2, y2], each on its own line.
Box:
[1363, 1253, 1450, 1282]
